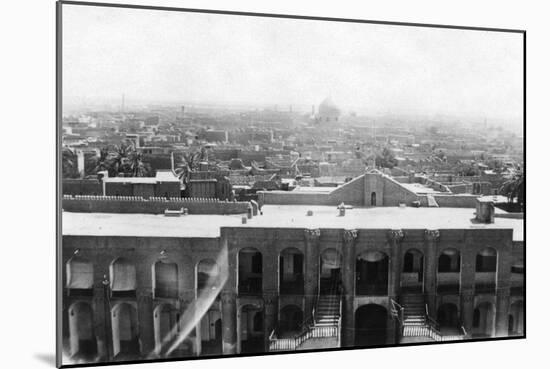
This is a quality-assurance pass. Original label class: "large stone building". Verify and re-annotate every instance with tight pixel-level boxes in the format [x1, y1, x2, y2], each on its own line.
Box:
[61, 171, 524, 364]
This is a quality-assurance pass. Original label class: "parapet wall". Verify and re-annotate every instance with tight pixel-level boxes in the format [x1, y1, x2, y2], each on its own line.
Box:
[257, 191, 334, 206]
[417, 194, 480, 208]
[62, 195, 251, 215]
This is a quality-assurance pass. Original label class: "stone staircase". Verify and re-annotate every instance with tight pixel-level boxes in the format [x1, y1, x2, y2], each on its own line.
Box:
[399, 294, 467, 342]
[314, 294, 340, 327]
[402, 294, 427, 327]
[269, 278, 342, 351]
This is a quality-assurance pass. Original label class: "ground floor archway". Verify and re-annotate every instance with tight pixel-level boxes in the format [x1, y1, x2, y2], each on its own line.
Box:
[239, 305, 264, 354]
[354, 304, 388, 346]
[473, 302, 495, 337]
[437, 303, 459, 330]
[68, 302, 97, 360]
[279, 305, 304, 336]
[508, 301, 524, 336]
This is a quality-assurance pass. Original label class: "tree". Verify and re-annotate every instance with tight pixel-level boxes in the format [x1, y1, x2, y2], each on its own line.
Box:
[91, 141, 152, 177]
[62, 148, 79, 178]
[499, 173, 525, 211]
[174, 150, 201, 186]
[375, 147, 398, 169]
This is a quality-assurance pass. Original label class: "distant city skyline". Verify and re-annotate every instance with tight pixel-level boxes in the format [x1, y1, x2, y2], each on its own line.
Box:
[62, 5, 523, 129]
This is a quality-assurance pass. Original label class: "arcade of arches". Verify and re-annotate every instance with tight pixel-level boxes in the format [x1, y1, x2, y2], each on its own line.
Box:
[62, 228, 524, 361]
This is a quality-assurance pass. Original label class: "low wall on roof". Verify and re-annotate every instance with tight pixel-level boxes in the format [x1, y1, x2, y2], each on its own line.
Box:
[418, 194, 480, 208]
[62, 179, 102, 196]
[257, 191, 333, 206]
[62, 195, 250, 215]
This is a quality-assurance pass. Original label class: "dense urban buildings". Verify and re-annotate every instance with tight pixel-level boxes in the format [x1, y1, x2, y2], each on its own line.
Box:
[61, 98, 524, 364]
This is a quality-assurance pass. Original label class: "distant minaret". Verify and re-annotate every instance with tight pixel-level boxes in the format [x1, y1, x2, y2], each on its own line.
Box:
[289, 105, 293, 113]
[121, 93, 125, 112]
[311, 105, 315, 116]
[372, 120, 376, 142]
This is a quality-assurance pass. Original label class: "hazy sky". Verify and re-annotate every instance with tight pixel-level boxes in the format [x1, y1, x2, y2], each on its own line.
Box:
[62, 4, 523, 125]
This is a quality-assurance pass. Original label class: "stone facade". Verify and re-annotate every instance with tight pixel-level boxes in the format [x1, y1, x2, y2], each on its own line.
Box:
[62, 225, 524, 361]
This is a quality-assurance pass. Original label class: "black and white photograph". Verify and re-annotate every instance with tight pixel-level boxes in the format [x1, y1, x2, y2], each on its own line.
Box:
[56, 1, 525, 367]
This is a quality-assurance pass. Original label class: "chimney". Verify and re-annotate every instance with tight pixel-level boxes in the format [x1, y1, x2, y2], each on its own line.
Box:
[76, 150, 85, 179]
[476, 199, 495, 223]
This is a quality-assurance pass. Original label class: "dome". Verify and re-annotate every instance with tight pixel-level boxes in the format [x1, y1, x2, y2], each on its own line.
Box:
[317, 97, 340, 123]
[319, 97, 339, 112]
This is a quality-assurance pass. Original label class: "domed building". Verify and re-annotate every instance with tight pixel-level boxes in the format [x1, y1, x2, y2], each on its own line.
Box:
[317, 97, 340, 123]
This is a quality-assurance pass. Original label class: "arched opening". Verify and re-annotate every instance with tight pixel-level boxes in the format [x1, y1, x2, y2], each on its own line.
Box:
[200, 309, 222, 355]
[354, 304, 388, 346]
[68, 302, 97, 360]
[238, 248, 263, 295]
[279, 305, 304, 336]
[320, 248, 343, 294]
[279, 248, 304, 295]
[436, 303, 460, 334]
[66, 256, 94, 297]
[437, 248, 461, 294]
[153, 261, 178, 299]
[371, 192, 377, 206]
[473, 302, 495, 337]
[508, 301, 524, 336]
[401, 249, 424, 293]
[153, 303, 179, 355]
[240, 304, 264, 354]
[356, 251, 389, 296]
[110, 258, 137, 298]
[475, 248, 497, 293]
[197, 259, 221, 296]
[111, 302, 140, 360]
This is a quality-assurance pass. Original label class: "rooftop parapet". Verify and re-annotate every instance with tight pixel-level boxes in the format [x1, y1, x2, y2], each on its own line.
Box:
[62, 195, 251, 215]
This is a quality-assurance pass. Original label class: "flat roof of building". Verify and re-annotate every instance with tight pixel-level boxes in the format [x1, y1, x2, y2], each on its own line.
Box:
[63, 205, 523, 241]
[400, 183, 446, 194]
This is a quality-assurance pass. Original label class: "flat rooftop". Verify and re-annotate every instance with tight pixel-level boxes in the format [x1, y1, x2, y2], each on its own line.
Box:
[63, 205, 523, 241]
[400, 183, 446, 194]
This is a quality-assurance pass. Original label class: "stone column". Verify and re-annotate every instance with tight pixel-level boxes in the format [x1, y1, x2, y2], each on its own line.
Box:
[460, 248, 476, 334]
[92, 284, 109, 360]
[424, 230, 440, 315]
[388, 230, 404, 299]
[262, 233, 279, 350]
[263, 291, 278, 351]
[221, 291, 237, 355]
[495, 246, 512, 337]
[460, 292, 475, 336]
[342, 229, 357, 347]
[304, 229, 321, 319]
[137, 289, 155, 356]
[495, 290, 511, 337]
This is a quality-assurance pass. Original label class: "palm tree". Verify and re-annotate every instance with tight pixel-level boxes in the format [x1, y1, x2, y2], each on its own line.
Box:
[128, 150, 150, 177]
[62, 147, 79, 178]
[174, 150, 202, 185]
[92, 142, 152, 177]
[499, 173, 525, 211]
[92, 147, 114, 176]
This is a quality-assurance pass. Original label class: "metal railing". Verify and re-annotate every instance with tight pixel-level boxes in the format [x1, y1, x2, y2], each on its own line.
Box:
[269, 281, 342, 351]
[400, 302, 468, 342]
[401, 303, 467, 341]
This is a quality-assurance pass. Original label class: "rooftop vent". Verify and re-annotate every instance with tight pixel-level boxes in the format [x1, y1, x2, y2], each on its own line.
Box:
[337, 202, 346, 216]
[164, 208, 185, 217]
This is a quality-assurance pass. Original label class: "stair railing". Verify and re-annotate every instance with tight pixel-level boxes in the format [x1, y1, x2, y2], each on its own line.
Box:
[269, 280, 345, 351]
[337, 286, 343, 347]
